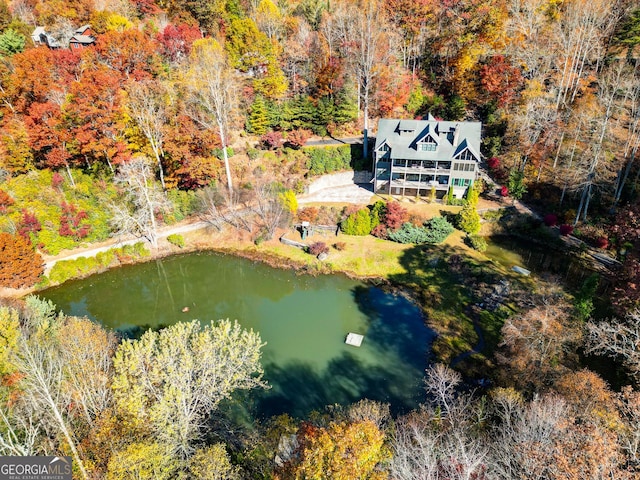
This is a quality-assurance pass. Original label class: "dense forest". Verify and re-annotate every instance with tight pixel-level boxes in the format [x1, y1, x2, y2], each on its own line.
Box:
[1, 0, 640, 478]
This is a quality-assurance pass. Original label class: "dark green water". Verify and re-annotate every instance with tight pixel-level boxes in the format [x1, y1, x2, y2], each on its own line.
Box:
[40, 252, 434, 418]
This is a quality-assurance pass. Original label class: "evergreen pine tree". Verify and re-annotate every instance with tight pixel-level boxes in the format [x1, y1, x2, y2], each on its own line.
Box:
[247, 95, 270, 135]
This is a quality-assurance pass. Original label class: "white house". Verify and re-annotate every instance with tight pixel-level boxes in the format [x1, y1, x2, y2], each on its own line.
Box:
[373, 114, 482, 199]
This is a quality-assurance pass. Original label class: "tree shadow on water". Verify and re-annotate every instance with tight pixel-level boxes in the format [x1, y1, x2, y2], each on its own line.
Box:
[255, 352, 426, 420]
[351, 285, 437, 367]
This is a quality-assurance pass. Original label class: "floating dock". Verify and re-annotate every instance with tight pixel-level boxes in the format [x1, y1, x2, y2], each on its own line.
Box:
[345, 333, 364, 347]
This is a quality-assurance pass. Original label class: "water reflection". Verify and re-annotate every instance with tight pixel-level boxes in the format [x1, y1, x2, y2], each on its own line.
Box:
[40, 252, 434, 418]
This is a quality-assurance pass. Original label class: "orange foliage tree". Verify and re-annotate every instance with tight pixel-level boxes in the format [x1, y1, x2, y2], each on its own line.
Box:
[0, 232, 44, 288]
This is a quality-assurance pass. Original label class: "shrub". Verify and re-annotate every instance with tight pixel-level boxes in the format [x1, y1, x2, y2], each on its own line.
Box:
[423, 216, 454, 243]
[298, 207, 319, 223]
[333, 241, 346, 251]
[543, 214, 558, 227]
[388, 217, 453, 244]
[308, 241, 329, 256]
[371, 224, 388, 239]
[304, 145, 352, 176]
[18, 210, 41, 239]
[247, 148, 260, 161]
[595, 237, 609, 249]
[51, 172, 64, 188]
[559, 224, 574, 236]
[465, 234, 488, 252]
[458, 203, 481, 235]
[381, 201, 408, 230]
[387, 222, 431, 244]
[167, 234, 185, 248]
[340, 208, 372, 236]
[500, 185, 509, 197]
[261, 131, 283, 150]
[487, 157, 501, 170]
[213, 147, 234, 159]
[286, 129, 312, 149]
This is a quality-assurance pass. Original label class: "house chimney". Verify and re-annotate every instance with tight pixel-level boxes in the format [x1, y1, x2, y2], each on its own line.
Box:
[452, 124, 460, 147]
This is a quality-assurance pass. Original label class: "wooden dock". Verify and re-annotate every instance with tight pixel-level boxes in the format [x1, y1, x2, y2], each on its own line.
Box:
[345, 333, 364, 347]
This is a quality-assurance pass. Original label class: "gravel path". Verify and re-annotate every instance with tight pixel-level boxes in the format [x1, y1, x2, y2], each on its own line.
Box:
[43, 220, 210, 274]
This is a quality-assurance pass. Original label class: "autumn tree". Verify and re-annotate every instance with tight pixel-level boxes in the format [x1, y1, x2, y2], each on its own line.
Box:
[111, 319, 265, 457]
[281, 419, 390, 479]
[0, 232, 43, 289]
[64, 65, 128, 172]
[185, 39, 239, 192]
[496, 284, 582, 391]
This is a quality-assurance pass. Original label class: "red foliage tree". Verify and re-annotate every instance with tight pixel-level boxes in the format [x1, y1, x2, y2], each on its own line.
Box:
[487, 157, 500, 170]
[480, 55, 524, 108]
[543, 214, 558, 227]
[0, 188, 14, 213]
[132, 0, 161, 16]
[0, 232, 43, 289]
[261, 131, 283, 150]
[94, 29, 160, 80]
[559, 224, 574, 236]
[500, 185, 509, 197]
[286, 129, 312, 149]
[58, 202, 91, 240]
[17, 210, 41, 239]
[157, 23, 202, 63]
[382, 202, 408, 230]
[64, 66, 129, 169]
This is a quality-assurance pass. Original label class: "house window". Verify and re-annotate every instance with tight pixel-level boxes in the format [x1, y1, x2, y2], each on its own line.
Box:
[456, 150, 477, 161]
[419, 142, 437, 151]
[453, 163, 462, 171]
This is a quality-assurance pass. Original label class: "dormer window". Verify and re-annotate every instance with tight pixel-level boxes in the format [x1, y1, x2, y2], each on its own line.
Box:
[419, 140, 437, 152]
[418, 133, 438, 152]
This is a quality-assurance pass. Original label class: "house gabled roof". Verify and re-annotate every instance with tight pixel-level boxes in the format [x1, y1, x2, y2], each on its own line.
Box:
[374, 116, 481, 162]
[415, 124, 440, 145]
[452, 139, 480, 161]
[69, 34, 95, 45]
[75, 25, 91, 35]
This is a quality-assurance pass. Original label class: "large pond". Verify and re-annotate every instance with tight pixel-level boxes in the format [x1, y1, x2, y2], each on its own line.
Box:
[40, 252, 434, 418]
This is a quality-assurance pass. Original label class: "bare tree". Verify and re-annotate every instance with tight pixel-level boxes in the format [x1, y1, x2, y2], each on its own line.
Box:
[391, 364, 488, 480]
[110, 157, 170, 249]
[0, 407, 38, 456]
[184, 39, 239, 193]
[586, 311, 640, 384]
[200, 177, 291, 239]
[125, 80, 170, 190]
[326, 0, 391, 159]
